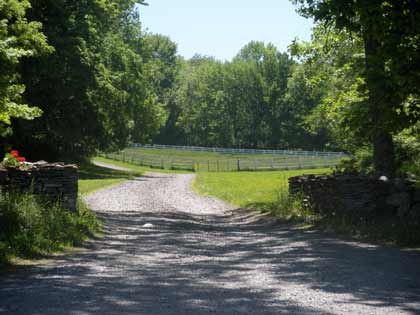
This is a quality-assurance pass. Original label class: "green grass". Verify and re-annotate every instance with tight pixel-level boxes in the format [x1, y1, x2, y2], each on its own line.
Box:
[78, 160, 143, 195]
[93, 157, 192, 174]
[125, 147, 290, 160]
[193, 168, 331, 208]
[0, 193, 100, 265]
[108, 147, 340, 173]
[125, 147, 341, 162]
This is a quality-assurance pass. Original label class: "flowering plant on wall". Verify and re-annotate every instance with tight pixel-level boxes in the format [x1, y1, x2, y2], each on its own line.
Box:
[2, 150, 27, 168]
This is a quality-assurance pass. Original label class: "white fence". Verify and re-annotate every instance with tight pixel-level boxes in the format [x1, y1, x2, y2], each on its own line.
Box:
[131, 143, 347, 157]
[102, 151, 341, 173]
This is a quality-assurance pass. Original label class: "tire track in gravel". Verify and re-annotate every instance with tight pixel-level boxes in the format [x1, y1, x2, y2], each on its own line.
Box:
[1, 171, 420, 315]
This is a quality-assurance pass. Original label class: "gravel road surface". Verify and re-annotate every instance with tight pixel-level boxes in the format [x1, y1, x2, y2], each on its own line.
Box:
[1, 172, 419, 315]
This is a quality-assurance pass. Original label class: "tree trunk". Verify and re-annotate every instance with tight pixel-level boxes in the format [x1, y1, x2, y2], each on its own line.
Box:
[359, 0, 396, 177]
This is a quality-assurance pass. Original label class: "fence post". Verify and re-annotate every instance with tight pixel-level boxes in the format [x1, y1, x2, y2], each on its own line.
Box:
[192, 160, 195, 172]
[161, 159, 164, 169]
[208, 160, 210, 172]
[237, 159, 240, 172]
[271, 159, 274, 170]
[217, 160, 219, 172]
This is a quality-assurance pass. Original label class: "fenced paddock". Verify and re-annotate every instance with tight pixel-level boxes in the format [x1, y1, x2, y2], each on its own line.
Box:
[102, 145, 345, 172]
[131, 143, 347, 157]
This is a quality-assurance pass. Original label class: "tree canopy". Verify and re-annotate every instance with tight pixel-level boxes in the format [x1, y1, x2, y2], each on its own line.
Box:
[292, 0, 420, 175]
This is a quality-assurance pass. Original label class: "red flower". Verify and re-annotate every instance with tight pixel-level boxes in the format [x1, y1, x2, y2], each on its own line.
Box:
[10, 150, 19, 158]
[16, 156, 26, 162]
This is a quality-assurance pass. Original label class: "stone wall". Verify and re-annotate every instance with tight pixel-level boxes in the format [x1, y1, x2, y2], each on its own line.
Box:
[289, 174, 420, 220]
[0, 162, 78, 211]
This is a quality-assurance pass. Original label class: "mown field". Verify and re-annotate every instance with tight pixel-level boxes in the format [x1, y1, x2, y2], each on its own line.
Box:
[104, 147, 342, 172]
[193, 168, 331, 209]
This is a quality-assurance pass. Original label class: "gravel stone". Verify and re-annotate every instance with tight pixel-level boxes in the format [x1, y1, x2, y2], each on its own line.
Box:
[1, 170, 419, 315]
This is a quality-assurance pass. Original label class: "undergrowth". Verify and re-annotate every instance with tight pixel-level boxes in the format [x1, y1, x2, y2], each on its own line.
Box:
[264, 191, 317, 224]
[0, 192, 100, 265]
[269, 191, 420, 246]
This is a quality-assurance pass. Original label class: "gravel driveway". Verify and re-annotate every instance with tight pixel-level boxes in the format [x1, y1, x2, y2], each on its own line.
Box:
[1, 172, 420, 315]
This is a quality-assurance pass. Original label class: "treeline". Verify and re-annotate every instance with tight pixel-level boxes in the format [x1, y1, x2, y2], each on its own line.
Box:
[1, 1, 419, 176]
[1, 0, 176, 161]
[157, 42, 329, 151]
[155, 1, 420, 176]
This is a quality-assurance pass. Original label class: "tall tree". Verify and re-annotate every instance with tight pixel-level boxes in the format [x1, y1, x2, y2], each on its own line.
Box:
[12, 0, 155, 160]
[0, 0, 51, 138]
[292, 0, 420, 176]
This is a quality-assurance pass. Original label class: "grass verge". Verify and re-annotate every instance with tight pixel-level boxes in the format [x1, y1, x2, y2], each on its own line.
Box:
[0, 193, 100, 265]
[194, 168, 420, 246]
[193, 169, 330, 209]
[0, 161, 139, 266]
[78, 160, 142, 195]
[92, 157, 192, 174]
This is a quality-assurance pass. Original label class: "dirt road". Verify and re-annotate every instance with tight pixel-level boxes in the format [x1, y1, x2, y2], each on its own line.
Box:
[1, 172, 419, 314]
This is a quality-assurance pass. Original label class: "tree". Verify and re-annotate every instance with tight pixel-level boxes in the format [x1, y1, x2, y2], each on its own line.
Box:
[292, 0, 420, 176]
[0, 0, 51, 138]
[11, 0, 155, 160]
[289, 23, 366, 152]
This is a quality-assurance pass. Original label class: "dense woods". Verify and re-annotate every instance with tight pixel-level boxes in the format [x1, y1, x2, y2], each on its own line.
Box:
[1, 0, 419, 176]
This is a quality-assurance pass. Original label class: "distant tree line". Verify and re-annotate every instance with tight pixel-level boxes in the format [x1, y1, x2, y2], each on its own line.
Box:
[1, 0, 419, 176]
[156, 42, 329, 151]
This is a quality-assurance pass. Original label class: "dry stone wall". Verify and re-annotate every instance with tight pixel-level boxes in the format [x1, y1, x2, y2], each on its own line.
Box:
[0, 162, 78, 211]
[289, 174, 420, 221]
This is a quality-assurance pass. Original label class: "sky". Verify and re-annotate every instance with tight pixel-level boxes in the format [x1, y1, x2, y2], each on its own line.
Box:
[138, 0, 314, 61]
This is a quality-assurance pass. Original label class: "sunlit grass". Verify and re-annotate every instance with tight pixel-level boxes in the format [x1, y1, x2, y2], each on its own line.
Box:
[193, 168, 331, 208]
[78, 160, 142, 195]
[93, 157, 192, 174]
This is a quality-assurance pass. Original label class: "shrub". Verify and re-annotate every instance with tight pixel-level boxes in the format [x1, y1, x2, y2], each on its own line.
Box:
[0, 192, 100, 263]
[335, 148, 373, 174]
[270, 191, 316, 223]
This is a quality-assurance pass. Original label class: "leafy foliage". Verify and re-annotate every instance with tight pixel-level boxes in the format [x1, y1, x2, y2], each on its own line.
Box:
[292, 0, 420, 175]
[158, 42, 328, 150]
[0, 193, 99, 263]
[0, 0, 51, 137]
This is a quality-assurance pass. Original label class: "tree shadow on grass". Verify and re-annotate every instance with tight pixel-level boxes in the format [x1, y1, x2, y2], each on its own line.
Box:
[78, 162, 140, 180]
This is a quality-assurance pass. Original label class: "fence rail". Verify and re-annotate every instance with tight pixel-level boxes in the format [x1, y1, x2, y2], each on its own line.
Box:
[131, 143, 347, 157]
[102, 151, 341, 173]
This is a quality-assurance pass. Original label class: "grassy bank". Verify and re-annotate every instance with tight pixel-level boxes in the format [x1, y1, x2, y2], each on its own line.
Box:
[0, 194, 100, 265]
[194, 168, 420, 246]
[194, 168, 330, 209]
[78, 160, 143, 195]
[92, 157, 191, 174]
[0, 161, 139, 266]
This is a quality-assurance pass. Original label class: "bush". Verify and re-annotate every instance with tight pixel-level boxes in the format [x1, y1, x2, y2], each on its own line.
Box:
[0, 192, 100, 263]
[270, 191, 316, 223]
[335, 148, 373, 174]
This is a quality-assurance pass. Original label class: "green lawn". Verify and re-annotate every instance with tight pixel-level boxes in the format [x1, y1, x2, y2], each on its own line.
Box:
[124, 147, 341, 162]
[78, 161, 142, 195]
[107, 147, 340, 173]
[125, 147, 289, 160]
[193, 168, 331, 209]
[92, 157, 191, 174]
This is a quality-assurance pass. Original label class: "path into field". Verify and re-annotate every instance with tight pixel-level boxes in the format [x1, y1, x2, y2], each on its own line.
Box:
[1, 171, 420, 314]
